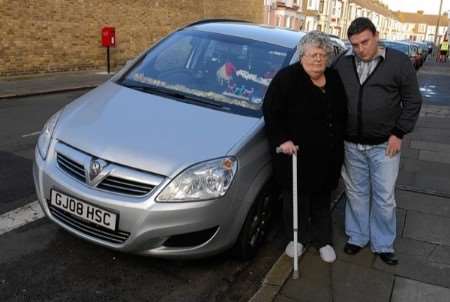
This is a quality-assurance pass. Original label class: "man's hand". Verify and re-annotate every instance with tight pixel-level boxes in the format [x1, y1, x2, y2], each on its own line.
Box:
[278, 140, 299, 155]
[386, 135, 402, 157]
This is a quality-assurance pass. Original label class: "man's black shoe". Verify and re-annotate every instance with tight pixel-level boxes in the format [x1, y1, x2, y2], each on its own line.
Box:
[376, 252, 399, 265]
[344, 243, 362, 255]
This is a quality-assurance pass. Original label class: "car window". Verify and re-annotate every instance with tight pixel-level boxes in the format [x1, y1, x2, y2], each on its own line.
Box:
[384, 42, 409, 55]
[153, 36, 194, 72]
[120, 29, 293, 117]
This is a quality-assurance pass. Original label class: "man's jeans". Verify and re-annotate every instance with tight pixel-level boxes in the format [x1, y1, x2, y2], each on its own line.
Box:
[342, 141, 400, 253]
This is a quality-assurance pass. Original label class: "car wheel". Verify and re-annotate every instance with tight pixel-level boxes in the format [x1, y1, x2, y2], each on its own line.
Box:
[232, 182, 276, 260]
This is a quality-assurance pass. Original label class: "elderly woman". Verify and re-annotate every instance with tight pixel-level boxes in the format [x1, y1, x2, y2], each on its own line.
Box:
[262, 31, 347, 262]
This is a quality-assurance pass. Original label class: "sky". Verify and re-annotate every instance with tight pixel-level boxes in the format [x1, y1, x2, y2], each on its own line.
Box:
[384, 0, 450, 15]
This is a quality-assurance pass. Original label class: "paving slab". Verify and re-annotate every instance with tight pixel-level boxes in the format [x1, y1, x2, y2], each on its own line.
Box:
[407, 127, 450, 143]
[396, 190, 450, 217]
[396, 208, 406, 236]
[415, 117, 450, 129]
[419, 150, 450, 164]
[398, 172, 450, 196]
[419, 104, 450, 118]
[430, 245, 450, 266]
[331, 206, 377, 268]
[332, 261, 394, 302]
[250, 285, 280, 302]
[280, 251, 332, 302]
[399, 147, 419, 160]
[374, 254, 450, 288]
[399, 158, 450, 178]
[274, 295, 297, 302]
[391, 277, 450, 302]
[263, 254, 293, 287]
[410, 140, 450, 153]
[394, 237, 436, 258]
[404, 211, 450, 245]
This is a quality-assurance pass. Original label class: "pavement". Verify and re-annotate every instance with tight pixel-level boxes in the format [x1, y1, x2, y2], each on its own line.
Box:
[1, 60, 450, 302]
[0, 69, 114, 99]
[251, 59, 450, 302]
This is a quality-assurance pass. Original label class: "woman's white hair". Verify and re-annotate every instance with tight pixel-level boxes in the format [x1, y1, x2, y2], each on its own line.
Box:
[298, 31, 333, 60]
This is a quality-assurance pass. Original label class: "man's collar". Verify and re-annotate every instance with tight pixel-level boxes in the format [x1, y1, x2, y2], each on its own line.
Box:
[345, 47, 386, 61]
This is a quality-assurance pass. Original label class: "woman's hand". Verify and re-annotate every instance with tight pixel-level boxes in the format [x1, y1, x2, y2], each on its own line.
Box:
[277, 140, 299, 155]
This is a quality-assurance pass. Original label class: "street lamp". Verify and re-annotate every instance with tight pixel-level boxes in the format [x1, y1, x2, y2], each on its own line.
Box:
[433, 0, 444, 46]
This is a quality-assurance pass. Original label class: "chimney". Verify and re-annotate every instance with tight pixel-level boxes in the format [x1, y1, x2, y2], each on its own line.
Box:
[417, 10, 424, 15]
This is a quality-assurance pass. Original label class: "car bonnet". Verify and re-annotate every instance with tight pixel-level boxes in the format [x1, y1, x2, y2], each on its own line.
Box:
[54, 81, 260, 177]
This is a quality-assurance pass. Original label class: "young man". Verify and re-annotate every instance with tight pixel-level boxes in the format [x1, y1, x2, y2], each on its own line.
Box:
[333, 18, 422, 265]
[439, 39, 448, 63]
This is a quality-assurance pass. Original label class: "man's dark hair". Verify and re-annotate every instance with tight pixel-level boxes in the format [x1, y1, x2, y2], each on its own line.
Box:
[347, 17, 377, 38]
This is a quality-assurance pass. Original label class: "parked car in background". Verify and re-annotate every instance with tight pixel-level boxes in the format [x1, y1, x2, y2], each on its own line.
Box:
[411, 41, 429, 62]
[342, 39, 351, 50]
[401, 40, 428, 67]
[381, 40, 421, 70]
[327, 34, 347, 56]
[34, 20, 326, 259]
[423, 40, 434, 54]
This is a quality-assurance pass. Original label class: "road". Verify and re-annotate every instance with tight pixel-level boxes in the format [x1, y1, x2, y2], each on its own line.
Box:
[1, 59, 449, 301]
[0, 90, 285, 302]
[0, 91, 84, 214]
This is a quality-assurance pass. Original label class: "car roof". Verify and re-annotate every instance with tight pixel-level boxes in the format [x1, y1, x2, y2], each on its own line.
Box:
[382, 40, 411, 47]
[328, 36, 346, 49]
[187, 21, 305, 49]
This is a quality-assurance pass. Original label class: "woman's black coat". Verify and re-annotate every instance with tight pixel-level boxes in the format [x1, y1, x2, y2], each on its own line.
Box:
[262, 63, 347, 192]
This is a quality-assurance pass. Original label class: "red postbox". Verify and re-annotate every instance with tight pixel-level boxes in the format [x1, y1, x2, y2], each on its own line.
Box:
[101, 26, 115, 74]
[102, 27, 115, 47]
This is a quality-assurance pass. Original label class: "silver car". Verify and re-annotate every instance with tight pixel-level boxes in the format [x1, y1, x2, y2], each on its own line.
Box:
[33, 20, 304, 259]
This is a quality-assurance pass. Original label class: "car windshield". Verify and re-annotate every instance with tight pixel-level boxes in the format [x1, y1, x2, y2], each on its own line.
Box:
[119, 29, 293, 117]
[383, 42, 409, 55]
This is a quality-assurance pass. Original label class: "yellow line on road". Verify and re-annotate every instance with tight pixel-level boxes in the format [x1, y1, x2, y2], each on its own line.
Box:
[21, 131, 41, 138]
[0, 201, 44, 236]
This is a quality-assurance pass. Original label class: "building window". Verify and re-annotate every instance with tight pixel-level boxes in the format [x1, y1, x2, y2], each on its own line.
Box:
[350, 6, 355, 19]
[334, 0, 342, 18]
[419, 24, 426, 33]
[307, 0, 318, 10]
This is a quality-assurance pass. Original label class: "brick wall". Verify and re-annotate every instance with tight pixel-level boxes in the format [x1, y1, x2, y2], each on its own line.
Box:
[0, 0, 264, 77]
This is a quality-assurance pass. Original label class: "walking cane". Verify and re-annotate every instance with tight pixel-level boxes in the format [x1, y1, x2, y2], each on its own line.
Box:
[276, 146, 299, 279]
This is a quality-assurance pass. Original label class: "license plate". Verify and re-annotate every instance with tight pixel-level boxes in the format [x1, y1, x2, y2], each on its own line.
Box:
[50, 190, 118, 231]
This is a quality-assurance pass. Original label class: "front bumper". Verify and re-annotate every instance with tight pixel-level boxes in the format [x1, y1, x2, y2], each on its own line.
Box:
[33, 145, 240, 258]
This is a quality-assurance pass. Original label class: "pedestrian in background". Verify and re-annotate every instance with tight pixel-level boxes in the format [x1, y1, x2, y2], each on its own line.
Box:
[333, 17, 422, 265]
[263, 31, 347, 263]
[438, 39, 448, 63]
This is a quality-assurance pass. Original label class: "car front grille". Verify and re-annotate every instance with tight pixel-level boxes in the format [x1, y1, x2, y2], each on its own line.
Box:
[57, 153, 85, 182]
[98, 176, 155, 196]
[56, 150, 156, 197]
[49, 205, 130, 244]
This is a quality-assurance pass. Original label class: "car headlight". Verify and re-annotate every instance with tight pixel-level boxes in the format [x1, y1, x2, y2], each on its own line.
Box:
[156, 157, 237, 202]
[37, 111, 61, 159]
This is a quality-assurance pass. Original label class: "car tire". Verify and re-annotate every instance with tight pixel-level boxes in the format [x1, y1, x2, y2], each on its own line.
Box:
[232, 182, 277, 260]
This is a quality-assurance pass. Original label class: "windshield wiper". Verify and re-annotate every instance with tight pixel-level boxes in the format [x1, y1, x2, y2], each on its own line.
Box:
[121, 83, 228, 110]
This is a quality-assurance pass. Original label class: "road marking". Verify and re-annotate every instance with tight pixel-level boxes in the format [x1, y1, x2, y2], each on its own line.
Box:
[0, 201, 44, 236]
[21, 131, 40, 138]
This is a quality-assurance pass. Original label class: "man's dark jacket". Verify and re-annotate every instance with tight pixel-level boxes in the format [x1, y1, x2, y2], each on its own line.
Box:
[262, 63, 347, 192]
[333, 48, 422, 144]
